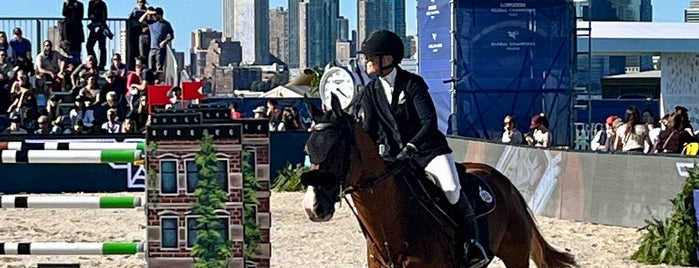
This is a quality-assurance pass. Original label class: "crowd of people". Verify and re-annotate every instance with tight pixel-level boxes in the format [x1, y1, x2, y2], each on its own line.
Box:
[231, 99, 307, 132]
[0, 0, 175, 135]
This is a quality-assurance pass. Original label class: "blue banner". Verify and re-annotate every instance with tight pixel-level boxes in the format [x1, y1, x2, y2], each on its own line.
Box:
[453, 0, 573, 145]
[418, 0, 452, 133]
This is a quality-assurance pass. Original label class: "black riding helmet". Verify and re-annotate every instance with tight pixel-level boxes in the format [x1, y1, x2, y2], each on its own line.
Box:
[358, 30, 404, 67]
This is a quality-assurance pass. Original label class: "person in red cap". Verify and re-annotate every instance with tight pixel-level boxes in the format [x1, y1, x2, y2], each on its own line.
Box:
[591, 115, 618, 152]
[525, 113, 551, 148]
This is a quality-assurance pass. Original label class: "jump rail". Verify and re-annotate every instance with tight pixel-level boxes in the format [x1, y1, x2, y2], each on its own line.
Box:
[0, 195, 142, 209]
[0, 150, 142, 164]
[0, 242, 143, 255]
[0, 141, 145, 151]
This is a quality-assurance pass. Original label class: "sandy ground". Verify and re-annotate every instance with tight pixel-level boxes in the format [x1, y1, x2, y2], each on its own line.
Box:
[0, 192, 688, 268]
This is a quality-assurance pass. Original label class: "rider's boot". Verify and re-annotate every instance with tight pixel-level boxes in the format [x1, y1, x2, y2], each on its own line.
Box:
[452, 192, 490, 268]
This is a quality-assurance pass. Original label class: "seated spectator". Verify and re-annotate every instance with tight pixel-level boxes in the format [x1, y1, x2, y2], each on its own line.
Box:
[40, 94, 65, 129]
[501, 115, 523, 145]
[282, 106, 304, 131]
[641, 109, 655, 125]
[154, 70, 166, 85]
[2, 115, 26, 134]
[615, 106, 652, 153]
[34, 115, 61, 134]
[655, 112, 698, 154]
[7, 70, 38, 131]
[133, 95, 149, 132]
[71, 55, 99, 88]
[591, 115, 618, 152]
[164, 86, 181, 110]
[121, 116, 137, 133]
[126, 56, 154, 109]
[77, 76, 100, 104]
[0, 50, 16, 114]
[230, 102, 243, 119]
[674, 106, 694, 134]
[525, 114, 551, 148]
[109, 53, 128, 77]
[252, 106, 266, 119]
[69, 96, 95, 129]
[63, 118, 87, 134]
[58, 60, 77, 92]
[35, 40, 62, 100]
[101, 108, 122, 133]
[9, 28, 33, 74]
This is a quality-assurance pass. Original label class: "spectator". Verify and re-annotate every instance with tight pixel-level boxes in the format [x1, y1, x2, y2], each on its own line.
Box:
[230, 102, 243, 119]
[58, 59, 77, 92]
[94, 90, 122, 127]
[77, 76, 99, 104]
[525, 113, 551, 148]
[128, 0, 149, 68]
[674, 106, 694, 134]
[9, 28, 33, 74]
[281, 107, 303, 131]
[3, 115, 27, 134]
[154, 70, 166, 84]
[164, 86, 181, 109]
[7, 70, 38, 130]
[0, 31, 12, 55]
[35, 40, 62, 99]
[126, 56, 154, 109]
[69, 96, 95, 129]
[121, 116, 137, 133]
[40, 94, 65, 129]
[501, 115, 522, 145]
[101, 108, 121, 133]
[86, 0, 109, 71]
[641, 109, 655, 125]
[35, 115, 61, 134]
[0, 50, 16, 114]
[61, 0, 85, 62]
[63, 119, 87, 134]
[614, 106, 652, 153]
[71, 55, 99, 89]
[133, 96, 148, 132]
[140, 7, 174, 71]
[591, 115, 618, 152]
[252, 106, 266, 119]
[655, 112, 697, 154]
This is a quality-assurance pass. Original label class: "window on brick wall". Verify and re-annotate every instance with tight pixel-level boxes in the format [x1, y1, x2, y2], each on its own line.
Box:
[186, 216, 230, 248]
[185, 159, 229, 193]
[160, 160, 178, 194]
[160, 217, 178, 249]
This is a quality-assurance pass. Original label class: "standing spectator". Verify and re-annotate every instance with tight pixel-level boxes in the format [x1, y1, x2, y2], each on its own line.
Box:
[86, 0, 109, 71]
[140, 7, 174, 71]
[61, 0, 85, 63]
[501, 115, 523, 145]
[674, 106, 694, 134]
[9, 28, 33, 74]
[0, 50, 16, 114]
[591, 115, 618, 152]
[614, 106, 652, 153]
[526, 114, 552, 148]
[0, 31, 13, 55]
[655, 113, 697, 154]
[35, 40, 62, 100]
[230, 102, 243, 119]
[128, 0, 149, 68]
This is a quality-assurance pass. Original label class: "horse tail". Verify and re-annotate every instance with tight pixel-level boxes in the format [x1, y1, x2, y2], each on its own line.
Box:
[508, 181, 576, 267]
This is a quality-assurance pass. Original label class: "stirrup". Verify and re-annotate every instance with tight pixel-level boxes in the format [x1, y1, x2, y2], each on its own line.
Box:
[464, 239, 490, 268]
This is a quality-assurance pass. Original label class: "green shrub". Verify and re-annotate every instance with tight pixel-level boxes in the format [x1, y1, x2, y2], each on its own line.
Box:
[273, 162, 308, 192]
[633, 165, 699, 265]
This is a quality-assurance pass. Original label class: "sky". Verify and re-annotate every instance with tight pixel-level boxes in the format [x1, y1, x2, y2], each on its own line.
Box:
[0, 0, 691, 59]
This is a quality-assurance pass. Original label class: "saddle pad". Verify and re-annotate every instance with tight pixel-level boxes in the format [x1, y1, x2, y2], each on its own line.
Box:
[459, 170, 497, 219]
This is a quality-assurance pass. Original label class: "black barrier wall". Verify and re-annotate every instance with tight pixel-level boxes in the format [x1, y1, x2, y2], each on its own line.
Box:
[447, 136, 697, 228]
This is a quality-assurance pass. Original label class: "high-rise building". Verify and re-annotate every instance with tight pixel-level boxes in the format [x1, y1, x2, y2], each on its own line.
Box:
[205, 38, 243, 76]
[190, 28, 223, 77]
[337, 16, 349, 41]
[269, 7, 289, 64]
[686, 1, 699, 22]
[222, 0, 270, 64]
[299, 0, 339, 68]
[288, 0, 301, 68]
[357, 0, 407, 58]
[336, 40, 352, 62]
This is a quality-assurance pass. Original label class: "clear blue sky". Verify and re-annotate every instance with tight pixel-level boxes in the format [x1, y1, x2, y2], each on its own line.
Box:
[0, 0, 689, 57]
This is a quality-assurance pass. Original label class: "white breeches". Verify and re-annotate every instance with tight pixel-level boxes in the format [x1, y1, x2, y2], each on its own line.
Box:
[424, 154, 461, 204]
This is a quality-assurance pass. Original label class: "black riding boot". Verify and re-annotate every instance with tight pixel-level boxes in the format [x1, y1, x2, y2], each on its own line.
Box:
[452, 192, 490, 268]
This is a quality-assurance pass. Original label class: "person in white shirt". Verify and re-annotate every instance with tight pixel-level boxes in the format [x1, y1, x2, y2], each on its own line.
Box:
[501, 115, 522, 145]
[526, 114, 552, 148]
[591, 115, 618, 152]
[101, 108, 122, 133]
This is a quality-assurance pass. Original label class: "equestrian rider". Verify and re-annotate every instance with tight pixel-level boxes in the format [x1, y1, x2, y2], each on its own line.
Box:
[356, 29, 489, 267]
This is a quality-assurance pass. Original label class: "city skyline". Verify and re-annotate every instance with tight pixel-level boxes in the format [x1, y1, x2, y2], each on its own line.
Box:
[0, 0, 692, 64]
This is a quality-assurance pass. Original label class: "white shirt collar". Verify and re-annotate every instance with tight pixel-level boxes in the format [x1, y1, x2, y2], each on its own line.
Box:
[379, 67, 398, 88]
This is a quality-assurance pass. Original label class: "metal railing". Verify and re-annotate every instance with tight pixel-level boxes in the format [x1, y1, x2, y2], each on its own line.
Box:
[0, 17, 128, 62]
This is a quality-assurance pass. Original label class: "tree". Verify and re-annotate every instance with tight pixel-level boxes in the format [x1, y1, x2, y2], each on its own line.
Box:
[309, 66, 323, 97]
[633, 165, 699, 266]
[242, 149, 262, 260]
[191, 131, 234, 267]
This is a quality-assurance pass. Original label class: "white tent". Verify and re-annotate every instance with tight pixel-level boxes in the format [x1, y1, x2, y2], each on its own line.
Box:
[259, 85, 312, 98]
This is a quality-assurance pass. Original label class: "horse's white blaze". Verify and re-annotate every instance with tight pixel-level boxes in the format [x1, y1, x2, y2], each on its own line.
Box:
[303, 186, 317, 217]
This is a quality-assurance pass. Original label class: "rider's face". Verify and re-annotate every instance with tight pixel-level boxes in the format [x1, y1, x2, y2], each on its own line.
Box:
[362, 54, 382, 75]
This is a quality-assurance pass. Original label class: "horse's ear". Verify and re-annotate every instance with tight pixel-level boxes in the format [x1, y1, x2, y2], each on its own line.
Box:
[330, 93, 343, 118]
[304, 94, 323, 121]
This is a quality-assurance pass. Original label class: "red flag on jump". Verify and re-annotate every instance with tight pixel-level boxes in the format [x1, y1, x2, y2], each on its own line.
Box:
[147, 85, 173, 113]
[182, 81, 205, 101]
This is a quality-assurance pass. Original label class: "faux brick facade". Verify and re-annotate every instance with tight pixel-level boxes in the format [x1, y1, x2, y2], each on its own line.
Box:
[147, 107, 271, 268]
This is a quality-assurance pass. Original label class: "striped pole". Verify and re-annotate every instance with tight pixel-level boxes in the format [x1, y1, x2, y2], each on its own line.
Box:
[0, 141, 145, 151]
[0, 150, 142, 164]
[0, 242, 143, 255]
[0, 196, 142, 209]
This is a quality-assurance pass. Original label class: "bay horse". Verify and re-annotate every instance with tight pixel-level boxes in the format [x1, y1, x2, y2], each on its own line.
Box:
[300, 96, 576, 268]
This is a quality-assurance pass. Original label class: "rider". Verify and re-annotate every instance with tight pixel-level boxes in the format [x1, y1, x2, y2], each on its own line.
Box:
[356, 29, 489, 267]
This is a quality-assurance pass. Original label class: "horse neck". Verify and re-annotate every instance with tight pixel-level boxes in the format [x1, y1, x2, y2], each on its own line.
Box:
[348, 126, 410, 260]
